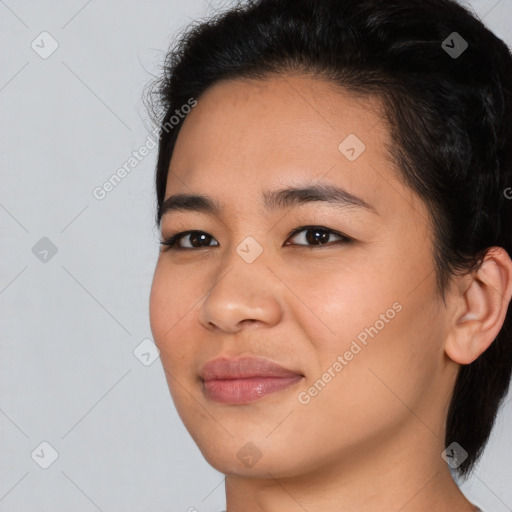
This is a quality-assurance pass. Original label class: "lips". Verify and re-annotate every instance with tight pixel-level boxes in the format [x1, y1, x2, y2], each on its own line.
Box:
[200, 356, 302, 380]
[200, 356, 304, 404]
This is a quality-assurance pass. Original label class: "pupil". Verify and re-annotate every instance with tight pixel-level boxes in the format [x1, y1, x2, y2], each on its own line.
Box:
[307, 228, 328, 244]
[191, 232, 209, 247]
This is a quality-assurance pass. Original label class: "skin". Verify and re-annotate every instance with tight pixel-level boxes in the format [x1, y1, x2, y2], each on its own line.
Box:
[149, 72, 512, 512]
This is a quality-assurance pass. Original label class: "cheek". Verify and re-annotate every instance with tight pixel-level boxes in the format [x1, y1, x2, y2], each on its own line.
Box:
[291, 260, 394, 354]
[148, 265, 170, 345]
[149, 279, 210, 443]
[149, 263, 197, 364]
[149, 273, 198, 417]
[291, 296, 442, 455]
[298, 244, 442, 398]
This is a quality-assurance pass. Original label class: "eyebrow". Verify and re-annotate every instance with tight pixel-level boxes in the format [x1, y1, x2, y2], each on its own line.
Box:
[160, 183, 378, 219]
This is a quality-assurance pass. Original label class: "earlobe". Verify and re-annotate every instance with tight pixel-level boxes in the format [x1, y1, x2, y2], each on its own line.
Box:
[444, 247, 512, 365]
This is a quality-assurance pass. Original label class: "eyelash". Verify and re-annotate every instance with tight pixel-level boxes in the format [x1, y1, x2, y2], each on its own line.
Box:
[160, 225, 353, 252]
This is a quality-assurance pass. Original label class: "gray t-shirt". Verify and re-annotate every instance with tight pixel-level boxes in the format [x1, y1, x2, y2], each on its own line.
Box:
[220, 507, 484, 511]
[220, 504, 484, 511]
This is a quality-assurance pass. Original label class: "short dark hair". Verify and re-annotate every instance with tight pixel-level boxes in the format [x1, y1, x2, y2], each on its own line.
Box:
[145, 0, 512, 480]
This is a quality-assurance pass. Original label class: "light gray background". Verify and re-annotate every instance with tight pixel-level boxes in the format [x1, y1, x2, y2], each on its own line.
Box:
[1, 0, 511, 511]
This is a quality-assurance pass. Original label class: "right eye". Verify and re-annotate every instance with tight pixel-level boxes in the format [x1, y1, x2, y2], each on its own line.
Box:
[160, 230, 219, 251]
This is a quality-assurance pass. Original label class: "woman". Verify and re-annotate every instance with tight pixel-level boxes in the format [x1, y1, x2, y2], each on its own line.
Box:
[147, 0, 512, 510]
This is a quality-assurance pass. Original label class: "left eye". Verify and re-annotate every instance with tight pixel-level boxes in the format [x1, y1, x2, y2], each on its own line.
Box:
[160, 226, 352, 251]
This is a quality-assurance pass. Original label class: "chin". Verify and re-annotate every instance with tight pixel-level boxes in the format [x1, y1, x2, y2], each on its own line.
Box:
[189, 431, 314, 479]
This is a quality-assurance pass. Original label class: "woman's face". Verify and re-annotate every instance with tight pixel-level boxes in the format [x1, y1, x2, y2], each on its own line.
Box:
[149, 73, 456, 478]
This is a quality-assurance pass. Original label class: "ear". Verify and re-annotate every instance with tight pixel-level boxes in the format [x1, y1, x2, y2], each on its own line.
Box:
[444, 247, 512, 365]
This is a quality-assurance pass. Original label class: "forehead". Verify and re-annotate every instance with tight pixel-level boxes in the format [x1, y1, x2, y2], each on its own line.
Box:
[172, 72, 387, 163]
[164, 72, 419, 218]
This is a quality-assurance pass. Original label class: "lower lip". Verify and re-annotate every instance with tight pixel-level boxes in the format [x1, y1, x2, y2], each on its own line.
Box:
[203, 376, 303, 404]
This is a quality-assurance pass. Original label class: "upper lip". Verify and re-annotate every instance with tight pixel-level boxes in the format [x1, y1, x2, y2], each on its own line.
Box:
[200, 356, 303, 381]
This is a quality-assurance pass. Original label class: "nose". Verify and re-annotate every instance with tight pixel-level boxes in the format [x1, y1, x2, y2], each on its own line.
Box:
[198, 256, 283, 334]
